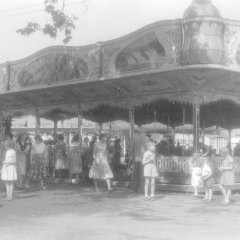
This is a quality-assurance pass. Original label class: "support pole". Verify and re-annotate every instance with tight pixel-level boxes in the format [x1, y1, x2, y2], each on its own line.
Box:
[154, 110, 157, 142]
[99, 123, 103, 135]
[53, 120, 58, 141]
[192, 96, 200, 154]
[182, 108, 185, 156]
[0, 112, 4, 142]
[129, 106, 134, 165]
[35, 108, 40, 135]
[202, 120, 205, 145]
[167, 115, 170, 155]
[77, 106, 83, 154]
[228, 129, 232, 156]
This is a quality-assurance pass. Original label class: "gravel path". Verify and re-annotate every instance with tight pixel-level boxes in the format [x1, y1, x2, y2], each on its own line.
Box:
[0, 183, 240, 240]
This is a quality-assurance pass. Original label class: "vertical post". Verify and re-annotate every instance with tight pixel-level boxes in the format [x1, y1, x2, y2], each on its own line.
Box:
[182, 108, 185, 156]
[0, 112, 4, 142]
[99, 123, 103, 134]
[202, 120, 205, 145]
[53, 120, 58, 141]
[228, 129, 232, 156]
[129, 106, 134, 165]
[167, 115, 170, 155]
[35, 108, 40, 135]
[192, 96, 200, 153]
[154, 110, 157, 141]
[77, 106, 83, 153]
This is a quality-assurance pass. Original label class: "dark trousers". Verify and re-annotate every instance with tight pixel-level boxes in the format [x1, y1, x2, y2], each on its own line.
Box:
[132, 162, 144, 193]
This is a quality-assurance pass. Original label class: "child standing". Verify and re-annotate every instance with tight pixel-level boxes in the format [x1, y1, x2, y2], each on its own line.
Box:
[201, 157, 214, 201]
[142, 141, 158, 200]
[1, 140, 17, 201]
[190, 158, 202, 197]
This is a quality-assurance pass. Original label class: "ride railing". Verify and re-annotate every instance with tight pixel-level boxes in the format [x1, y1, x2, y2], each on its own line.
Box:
[156, 156, 240, 185]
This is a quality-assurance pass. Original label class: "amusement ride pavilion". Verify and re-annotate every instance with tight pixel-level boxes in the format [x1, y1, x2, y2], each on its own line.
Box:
[1, 0, 240, 189]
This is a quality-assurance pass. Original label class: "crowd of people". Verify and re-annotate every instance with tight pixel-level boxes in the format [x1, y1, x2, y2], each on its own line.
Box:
[0, 131, 125, 200]
[0, 128, 236, 203]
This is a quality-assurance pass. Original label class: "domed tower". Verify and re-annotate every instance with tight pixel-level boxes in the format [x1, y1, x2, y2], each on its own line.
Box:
[181, 0, 224, 65]
[183, 0, 221, 19]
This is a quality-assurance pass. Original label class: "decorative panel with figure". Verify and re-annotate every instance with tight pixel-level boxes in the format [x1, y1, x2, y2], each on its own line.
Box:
[0, 65, 8, 92]
[16, 53, 88, 88]
[115, 32, 166, 73]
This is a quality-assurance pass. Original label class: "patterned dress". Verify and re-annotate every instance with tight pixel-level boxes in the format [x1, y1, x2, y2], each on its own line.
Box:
[54, 141, 68, 170]
[16, 141, 27, 176]
[89, 141, 113, 180]
[220, 155, 234, 186]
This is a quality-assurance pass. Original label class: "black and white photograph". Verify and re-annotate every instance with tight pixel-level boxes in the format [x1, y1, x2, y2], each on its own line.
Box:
[1, 0, 240, 239]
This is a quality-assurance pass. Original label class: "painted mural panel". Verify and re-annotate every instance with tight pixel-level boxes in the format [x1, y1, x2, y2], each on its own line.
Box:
[235, 44, 240, 66]
[115, 32, 166, 73]
[17, 53, 88, 88]
[0, 65, 8, 91]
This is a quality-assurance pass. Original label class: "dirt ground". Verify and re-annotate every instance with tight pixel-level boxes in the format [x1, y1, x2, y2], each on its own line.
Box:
[0, 183, 240, 240]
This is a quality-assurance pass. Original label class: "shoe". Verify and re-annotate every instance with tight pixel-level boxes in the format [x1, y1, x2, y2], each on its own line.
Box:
[150, 196, 155, 201]
[41, 186, 46, 190]
[0, 196, 8, 201]
[223, 199, 230, 204]
[108, 188, 115, 193]
[144, 196, 150, 201]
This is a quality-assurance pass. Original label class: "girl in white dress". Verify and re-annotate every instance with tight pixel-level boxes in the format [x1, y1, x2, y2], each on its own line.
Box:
[190, 158, 202, 197]
[142, 141, 158, 200]
[1, 139, 17, 200]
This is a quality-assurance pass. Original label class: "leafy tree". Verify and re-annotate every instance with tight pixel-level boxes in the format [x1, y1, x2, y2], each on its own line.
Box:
[17, 0, 78, 44]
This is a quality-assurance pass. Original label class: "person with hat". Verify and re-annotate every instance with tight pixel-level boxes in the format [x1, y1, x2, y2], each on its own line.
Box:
[219, 147, 235, 204]
[89, 133, 115, 193]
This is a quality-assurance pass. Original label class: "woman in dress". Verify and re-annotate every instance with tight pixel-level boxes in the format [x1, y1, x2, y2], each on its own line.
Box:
[16, 134, 27, 189]
[31, 135, 47, 189]
[54, 134, 68, 179]
[89, 133, 115, 193]
[1, 137, 17, 200]
[219, 147, 235, 204]
[69, 135, 82, 184]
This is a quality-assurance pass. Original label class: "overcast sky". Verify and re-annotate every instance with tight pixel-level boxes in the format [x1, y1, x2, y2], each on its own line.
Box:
[0, 0, 239, 63]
